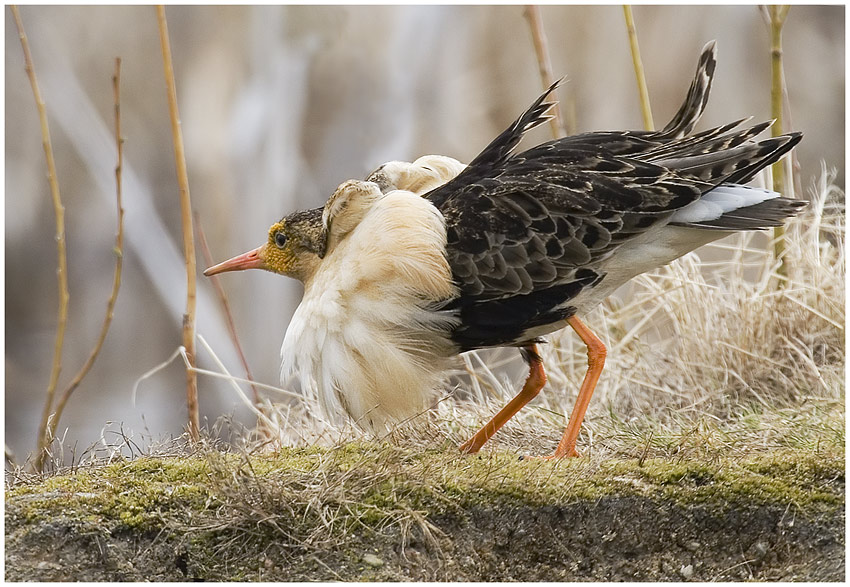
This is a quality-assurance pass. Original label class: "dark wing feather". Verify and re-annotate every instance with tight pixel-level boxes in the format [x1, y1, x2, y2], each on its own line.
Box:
[466, 77, 561, 170]
[435, 152, 701, 300]
[427, 79, 561, 210]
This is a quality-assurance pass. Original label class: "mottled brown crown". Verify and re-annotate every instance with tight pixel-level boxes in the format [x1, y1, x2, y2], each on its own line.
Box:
[282, 207, 326, 257]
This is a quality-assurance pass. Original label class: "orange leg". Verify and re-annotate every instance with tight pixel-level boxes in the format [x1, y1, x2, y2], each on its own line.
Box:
[546, 315, 607, 459]
[459, 316, 607, 459]
[459, 344, 546, 454]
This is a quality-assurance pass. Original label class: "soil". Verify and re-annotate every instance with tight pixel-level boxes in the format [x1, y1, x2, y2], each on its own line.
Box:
[5, 495, 844, 581]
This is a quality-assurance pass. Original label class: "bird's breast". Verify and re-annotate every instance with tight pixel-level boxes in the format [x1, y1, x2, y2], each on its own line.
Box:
[280, 190, 460, 431]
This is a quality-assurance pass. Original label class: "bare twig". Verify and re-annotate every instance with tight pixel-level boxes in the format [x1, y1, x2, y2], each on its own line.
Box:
[523, 5, 566, 139]
[765, 5, 792, 283]
[623, 5, 654, 131]
[157, 5, 200, 441]
[11, 6, 70, 471]
[46, 58, 127, 464]
[195, 212, 262, 408]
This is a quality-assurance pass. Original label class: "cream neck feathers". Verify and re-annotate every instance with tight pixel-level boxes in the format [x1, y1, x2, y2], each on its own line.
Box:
[282, 183, 458, 432]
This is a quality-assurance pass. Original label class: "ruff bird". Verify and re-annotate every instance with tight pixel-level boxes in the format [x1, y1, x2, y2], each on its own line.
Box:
[205, 41, 803, 458]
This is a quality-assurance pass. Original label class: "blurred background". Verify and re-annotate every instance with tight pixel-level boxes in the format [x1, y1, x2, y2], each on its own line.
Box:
[5, 5, 844, 463]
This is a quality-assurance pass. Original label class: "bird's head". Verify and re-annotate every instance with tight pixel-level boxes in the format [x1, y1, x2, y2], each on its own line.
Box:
[203, 207, 325, 283]
[205, 180, 386, 283]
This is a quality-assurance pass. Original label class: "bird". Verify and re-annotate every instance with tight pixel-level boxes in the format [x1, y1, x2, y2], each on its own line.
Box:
[205, 41, 804, 458]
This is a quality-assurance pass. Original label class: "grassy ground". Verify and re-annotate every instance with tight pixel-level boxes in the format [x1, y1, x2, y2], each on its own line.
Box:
[5, 397, 844, 580]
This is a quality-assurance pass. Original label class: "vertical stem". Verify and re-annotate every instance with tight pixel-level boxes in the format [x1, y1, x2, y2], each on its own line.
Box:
[11, 5, 70, 471]
[768, 5, 791, 284]
[523, 5, 566, 139]
[623, 5, 654, 131]
[47, 58, 126, 459]
[157, 5, 200, 441]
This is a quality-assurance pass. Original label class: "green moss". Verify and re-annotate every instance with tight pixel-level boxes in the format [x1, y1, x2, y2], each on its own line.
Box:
[609, 451, 845, 509]
[7, 456, 221, 530]
[6, 444, 843, 549]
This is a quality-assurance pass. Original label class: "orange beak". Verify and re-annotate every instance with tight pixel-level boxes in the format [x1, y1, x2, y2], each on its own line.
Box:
[203, 245, 265, 276]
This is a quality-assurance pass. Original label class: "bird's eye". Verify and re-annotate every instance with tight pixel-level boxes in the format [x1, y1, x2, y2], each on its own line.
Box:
[274, 231, 287, 248]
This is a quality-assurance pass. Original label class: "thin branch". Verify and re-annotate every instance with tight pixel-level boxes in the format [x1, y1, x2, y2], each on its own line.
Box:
[523, 5, 566, 139]
[193, 335, 284, 439]
[46, 58, 126, 461]
[157, 5, 200, 441]
[623, 5, 655, 131]
[11, 6, 70, 471]
[766, 5, 792, 284]
[195, 212, 262, 408]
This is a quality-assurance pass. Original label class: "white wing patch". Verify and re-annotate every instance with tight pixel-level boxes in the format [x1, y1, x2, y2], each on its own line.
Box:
[671, 183, 779, 224]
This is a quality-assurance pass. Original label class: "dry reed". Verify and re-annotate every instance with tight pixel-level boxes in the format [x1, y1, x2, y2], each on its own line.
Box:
[11, 6, 71, 472]
[156, 5, 200, 441]
[765, 5, 793, 282]
[523, 5, 566, 139]
[623, 5, 654, 131]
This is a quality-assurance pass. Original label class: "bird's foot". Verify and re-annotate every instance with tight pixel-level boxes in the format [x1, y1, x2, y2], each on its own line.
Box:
[458, 437, 482, 455]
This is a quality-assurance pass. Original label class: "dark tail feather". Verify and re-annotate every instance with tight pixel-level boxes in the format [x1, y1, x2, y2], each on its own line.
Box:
[656, 40, 717, 139]
[723, 132, 802, 185]
[654, 131, 802, 187]
[678, 197, 807, 230]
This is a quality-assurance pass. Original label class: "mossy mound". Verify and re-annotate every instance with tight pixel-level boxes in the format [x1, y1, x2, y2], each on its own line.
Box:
[5, 444, 844, 580]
